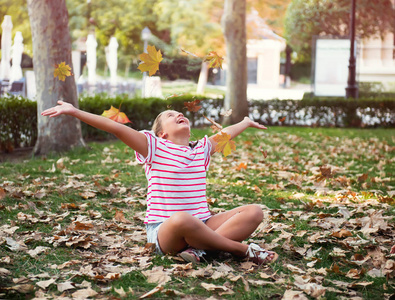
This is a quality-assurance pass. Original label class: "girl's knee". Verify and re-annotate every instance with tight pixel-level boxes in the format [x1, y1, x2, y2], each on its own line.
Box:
[167, 212, 198, 230]
[248, 204, 263, 223]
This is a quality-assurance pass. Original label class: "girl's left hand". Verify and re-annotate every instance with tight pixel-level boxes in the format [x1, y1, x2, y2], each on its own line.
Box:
[244, 117, 267, 130]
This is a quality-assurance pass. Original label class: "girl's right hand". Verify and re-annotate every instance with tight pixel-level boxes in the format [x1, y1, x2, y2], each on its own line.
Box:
[41, 100, 76, 118]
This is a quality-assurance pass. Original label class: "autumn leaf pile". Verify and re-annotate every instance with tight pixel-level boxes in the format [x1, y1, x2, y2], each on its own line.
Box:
[0, 128, 394, 299]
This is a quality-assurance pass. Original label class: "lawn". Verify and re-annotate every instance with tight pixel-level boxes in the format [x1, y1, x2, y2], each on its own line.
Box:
[0, 127, 394, 299]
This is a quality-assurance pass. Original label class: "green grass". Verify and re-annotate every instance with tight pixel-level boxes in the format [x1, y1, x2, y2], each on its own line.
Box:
[0, 127, 394, 299]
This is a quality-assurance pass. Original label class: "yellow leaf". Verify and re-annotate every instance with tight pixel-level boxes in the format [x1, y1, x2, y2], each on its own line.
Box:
[102, 106, 132, 124]
[137, 45, 163, 76]
[54, 62, 72, 81]
[213, 131, 236, 157]
[204, 51, 224, 69]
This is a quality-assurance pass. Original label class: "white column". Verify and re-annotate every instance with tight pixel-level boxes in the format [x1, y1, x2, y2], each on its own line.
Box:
[10, 31, 24, 83]
[86, 34, 97, 86]
[0, 15, 13, 81]
[107, 37, 118, 87]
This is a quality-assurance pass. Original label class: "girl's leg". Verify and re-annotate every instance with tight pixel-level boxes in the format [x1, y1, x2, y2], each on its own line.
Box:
[157, 211, 248, 256]
[205, 204, 277, 262]
[205, 204, 263, 242]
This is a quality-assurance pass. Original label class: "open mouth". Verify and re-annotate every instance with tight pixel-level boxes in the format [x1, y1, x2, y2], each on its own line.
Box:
[177, 119, 187, 124]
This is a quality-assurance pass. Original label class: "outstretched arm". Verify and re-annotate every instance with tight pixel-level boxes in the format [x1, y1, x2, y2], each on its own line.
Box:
[41, 101, 148, 157]
[208, 117, 266, 155]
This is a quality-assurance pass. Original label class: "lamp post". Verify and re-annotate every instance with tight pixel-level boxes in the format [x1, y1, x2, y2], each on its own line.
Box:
[346, 0, 358, 99]
[141, 26, 151, 98]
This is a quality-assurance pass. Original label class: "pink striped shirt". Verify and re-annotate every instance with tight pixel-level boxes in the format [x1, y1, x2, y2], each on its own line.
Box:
[136, 131, 212, 224]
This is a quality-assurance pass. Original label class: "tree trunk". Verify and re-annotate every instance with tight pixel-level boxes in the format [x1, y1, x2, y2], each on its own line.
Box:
[222, 0, 248, 124]
[196, 61, 208, 95]
[27, 0, 85, 155]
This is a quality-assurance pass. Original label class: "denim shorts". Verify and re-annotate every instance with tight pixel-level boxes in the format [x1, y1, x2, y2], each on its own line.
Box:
[146, 222, 164, 255]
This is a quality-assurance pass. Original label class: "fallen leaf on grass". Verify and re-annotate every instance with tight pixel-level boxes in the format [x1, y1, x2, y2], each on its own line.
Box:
[345, 268, 365, 279]
[57, 281, 76, 292]
[114, 287, 127, 297]
[330, 229, 353, 238]
[139, 285, 163, 299]
[0, 268, 11, 276]
[282, 289, 309, 300]
[0, 187, 6, 200]
[201, 282, 232, 293]
[27, 246, 50, 258]
[72, 287, 98, 299]
[114, 210, 132, 224]
[79, 191, 96, 199]
[5, 237, 28, 252]
[236, 162, 247, 171]
[142, 266, 171, 285]
[7, 284, 35, 294]
[36, 278, 56, 289]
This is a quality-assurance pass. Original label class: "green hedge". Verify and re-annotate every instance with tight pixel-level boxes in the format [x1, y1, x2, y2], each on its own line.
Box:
[1, 94, 394, 151]
[0, 96, 37, 151]
[249, 97, 395, 127]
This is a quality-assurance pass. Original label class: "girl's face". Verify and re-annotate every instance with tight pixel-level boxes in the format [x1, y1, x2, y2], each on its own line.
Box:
[159, 110, 190, 139]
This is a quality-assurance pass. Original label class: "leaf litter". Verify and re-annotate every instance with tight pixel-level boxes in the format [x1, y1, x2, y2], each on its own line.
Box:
[0, 129, 394, 299]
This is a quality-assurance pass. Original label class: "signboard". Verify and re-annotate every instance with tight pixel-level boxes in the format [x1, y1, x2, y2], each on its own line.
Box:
[314, 39, 351, 97]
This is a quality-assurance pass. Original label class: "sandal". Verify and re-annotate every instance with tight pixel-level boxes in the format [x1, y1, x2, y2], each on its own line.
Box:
[179, 247, 206, 265]
[246, 243, 278, 265]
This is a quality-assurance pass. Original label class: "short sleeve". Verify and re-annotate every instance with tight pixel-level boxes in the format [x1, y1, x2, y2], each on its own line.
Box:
[135, 130, 157, 165]
[202, 136, 212, 171]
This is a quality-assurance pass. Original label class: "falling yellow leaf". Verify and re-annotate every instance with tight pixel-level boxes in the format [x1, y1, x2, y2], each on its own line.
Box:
[204, 51, 224, 69]
[54, 62, 72, 81]
[102, 106, 132, 124]
[138, 45, 163, 76]
[213, 131, 236, 157]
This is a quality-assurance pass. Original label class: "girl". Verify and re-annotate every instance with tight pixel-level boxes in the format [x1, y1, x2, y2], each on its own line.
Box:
[42, 100, 278, 265]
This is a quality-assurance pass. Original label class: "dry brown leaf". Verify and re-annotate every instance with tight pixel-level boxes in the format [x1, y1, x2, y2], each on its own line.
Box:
[142, 266, 171, 285]
[201, 282, 231, 292]
[79, 191, 96, 199]
[139, 285, 163, 299]
[72, 287, 98, 299]
[36, 278, 56, 289]
[27, 246, 50, 258]
[0, 267, 11, 276]
[57, 281, 75, 292]
[0, 187, 6, 200]
[9, 284, 35, 294]
[282, 289, 309, 300]
[330, 229, 353, 238]
[114, 286, 127, 297]
[114, 210, 132, 224]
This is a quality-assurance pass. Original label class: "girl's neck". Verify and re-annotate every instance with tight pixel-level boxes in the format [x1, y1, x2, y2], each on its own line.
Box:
[166, 135, 190, 146]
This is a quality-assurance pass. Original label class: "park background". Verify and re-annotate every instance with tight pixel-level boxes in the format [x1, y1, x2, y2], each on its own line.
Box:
[0, 0, 395, 299]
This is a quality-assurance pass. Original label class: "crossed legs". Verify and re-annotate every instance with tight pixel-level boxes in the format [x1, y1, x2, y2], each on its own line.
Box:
[157, 204, 264, 257]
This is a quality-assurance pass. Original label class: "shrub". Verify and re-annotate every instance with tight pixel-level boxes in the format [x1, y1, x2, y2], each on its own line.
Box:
[1, 94, 394, 150]
[250, 97, 395, 127]
[0, 96, 37, 152]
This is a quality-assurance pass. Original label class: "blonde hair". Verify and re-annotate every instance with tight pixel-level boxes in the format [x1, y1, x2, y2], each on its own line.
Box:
[152, 111, 166, 137]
